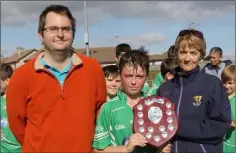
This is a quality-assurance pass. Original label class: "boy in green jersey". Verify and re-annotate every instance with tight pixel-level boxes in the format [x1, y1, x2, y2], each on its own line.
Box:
[0, 63, 22, 152]
[221, 65, 235, 153]
[115, 43, 150, 95]
[147, 58, 178, 96]
[152, 45, 176, 88]
[115, 43, 131, 66]
[93, 49, 171, 153]
[103, 65, 121, 101]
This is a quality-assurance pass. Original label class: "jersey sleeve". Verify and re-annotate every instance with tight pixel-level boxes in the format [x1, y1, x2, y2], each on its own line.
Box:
[92, 103, 112, 150]
[1, 97, 5, 117]
[147, 86, 159, 96]
[153, 73, 163, 87]
[230, 97, 235, 120]
[141, 81, 150, 93]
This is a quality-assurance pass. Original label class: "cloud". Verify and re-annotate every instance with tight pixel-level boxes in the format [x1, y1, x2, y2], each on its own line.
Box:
[93, 33, 167, 49]
[220, 52, 235, 61]
[118, 33, 167, 49]
[1, 1, 234, 27]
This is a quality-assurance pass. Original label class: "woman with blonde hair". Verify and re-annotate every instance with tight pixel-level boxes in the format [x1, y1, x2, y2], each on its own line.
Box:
[156, 29, 231, 153]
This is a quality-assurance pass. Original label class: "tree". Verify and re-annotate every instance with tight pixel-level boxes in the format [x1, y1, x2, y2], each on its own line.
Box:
[16, 46, 24, 50]
[138, 45, 148, 52]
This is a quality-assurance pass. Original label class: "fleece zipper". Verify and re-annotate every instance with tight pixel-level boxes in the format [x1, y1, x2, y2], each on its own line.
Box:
[175, 77, 183, 153]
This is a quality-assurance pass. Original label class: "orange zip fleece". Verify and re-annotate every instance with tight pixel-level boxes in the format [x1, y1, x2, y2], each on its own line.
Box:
[6, 51, 106, 152]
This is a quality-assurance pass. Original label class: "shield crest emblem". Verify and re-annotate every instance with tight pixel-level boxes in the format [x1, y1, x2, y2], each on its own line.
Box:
[133, 95, 178, 147]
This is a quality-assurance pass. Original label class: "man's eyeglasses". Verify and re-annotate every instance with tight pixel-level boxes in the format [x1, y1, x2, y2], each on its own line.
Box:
[178, 29, 204, 40]
[43, 26, 73, 34]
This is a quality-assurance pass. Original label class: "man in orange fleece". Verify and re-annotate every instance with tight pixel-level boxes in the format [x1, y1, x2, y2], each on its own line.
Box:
[6, 4, 106, 152]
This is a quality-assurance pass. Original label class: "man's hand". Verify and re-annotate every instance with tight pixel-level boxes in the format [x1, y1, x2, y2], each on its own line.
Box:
[125, 133, 147, 152]
[158, 141, 172, 153]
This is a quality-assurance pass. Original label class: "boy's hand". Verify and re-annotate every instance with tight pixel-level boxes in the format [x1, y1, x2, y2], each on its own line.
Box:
[125, 133, 147, 152]
[158, 141, 172, 153]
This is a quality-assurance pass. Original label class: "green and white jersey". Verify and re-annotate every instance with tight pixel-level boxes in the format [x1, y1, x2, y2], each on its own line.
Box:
[152, 72, 163, 88]
[93, 91, 157, 153]
[146, 86, 159, 97]
[93, 91, 133, 149]
[1, 96, 22, 153]
[141, 81, 150, 95]
[223, 94, 235, 153]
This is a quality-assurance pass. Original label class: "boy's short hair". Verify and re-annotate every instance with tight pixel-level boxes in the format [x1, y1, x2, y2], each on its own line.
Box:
[221, 64, 235, 83]
[167, 45, 176, 58]
[0, 63, 13, 80]
[119, 49, 149, 76]
[160, 58, 178, 78]
[103, 65, 120, 79]
[115, 43, 131, 58]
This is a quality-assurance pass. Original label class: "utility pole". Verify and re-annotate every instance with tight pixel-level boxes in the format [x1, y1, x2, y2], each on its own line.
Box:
[1, 48, 4, 57]
[84, 1, 90, 57]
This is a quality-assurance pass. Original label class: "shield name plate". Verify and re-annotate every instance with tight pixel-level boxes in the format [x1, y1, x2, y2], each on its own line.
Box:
[133, 95, 178, 147]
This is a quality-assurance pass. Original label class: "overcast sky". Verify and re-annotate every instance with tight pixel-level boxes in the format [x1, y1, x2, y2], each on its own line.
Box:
[1, 1, 235, 59]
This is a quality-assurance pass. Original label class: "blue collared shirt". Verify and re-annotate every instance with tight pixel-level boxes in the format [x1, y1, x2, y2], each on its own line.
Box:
[40, 58, 72, 85]
[204, 62, 226, 80]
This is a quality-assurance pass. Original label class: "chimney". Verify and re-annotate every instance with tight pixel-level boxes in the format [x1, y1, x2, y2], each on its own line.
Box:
[16, 47, 24, 56]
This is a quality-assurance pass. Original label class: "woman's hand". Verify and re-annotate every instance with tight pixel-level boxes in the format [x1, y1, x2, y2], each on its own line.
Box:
[158, 141, 172, 153]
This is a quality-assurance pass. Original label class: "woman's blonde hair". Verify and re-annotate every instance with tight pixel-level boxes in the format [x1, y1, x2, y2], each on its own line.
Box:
[174, 29, 206, 59]
[221, 65, 235, 83]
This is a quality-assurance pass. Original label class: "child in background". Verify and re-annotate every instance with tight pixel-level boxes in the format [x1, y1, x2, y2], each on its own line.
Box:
[103, 65, 122, 101]
[221, 64, 235, 153]
[147, 58, 178, 96]
[0, 63, 22, 152]
[152, 45, 176, 88]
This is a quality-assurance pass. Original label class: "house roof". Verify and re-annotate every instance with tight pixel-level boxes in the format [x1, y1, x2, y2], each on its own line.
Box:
[75, 46, 168, 63]
[149, 52, 168, 61]
[23, 47, 117, 63]
[75, 46, 117, 63]
[23, 48, 44, 62]
[1, 49, 37, 64]
[22, 46, 168, 64]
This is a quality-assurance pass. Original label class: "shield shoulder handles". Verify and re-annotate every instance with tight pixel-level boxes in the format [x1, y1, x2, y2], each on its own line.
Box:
[133, 95, 178, 148]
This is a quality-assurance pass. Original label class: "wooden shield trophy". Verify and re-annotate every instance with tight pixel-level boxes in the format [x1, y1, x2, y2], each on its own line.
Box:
[133, 95, 178, 147]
